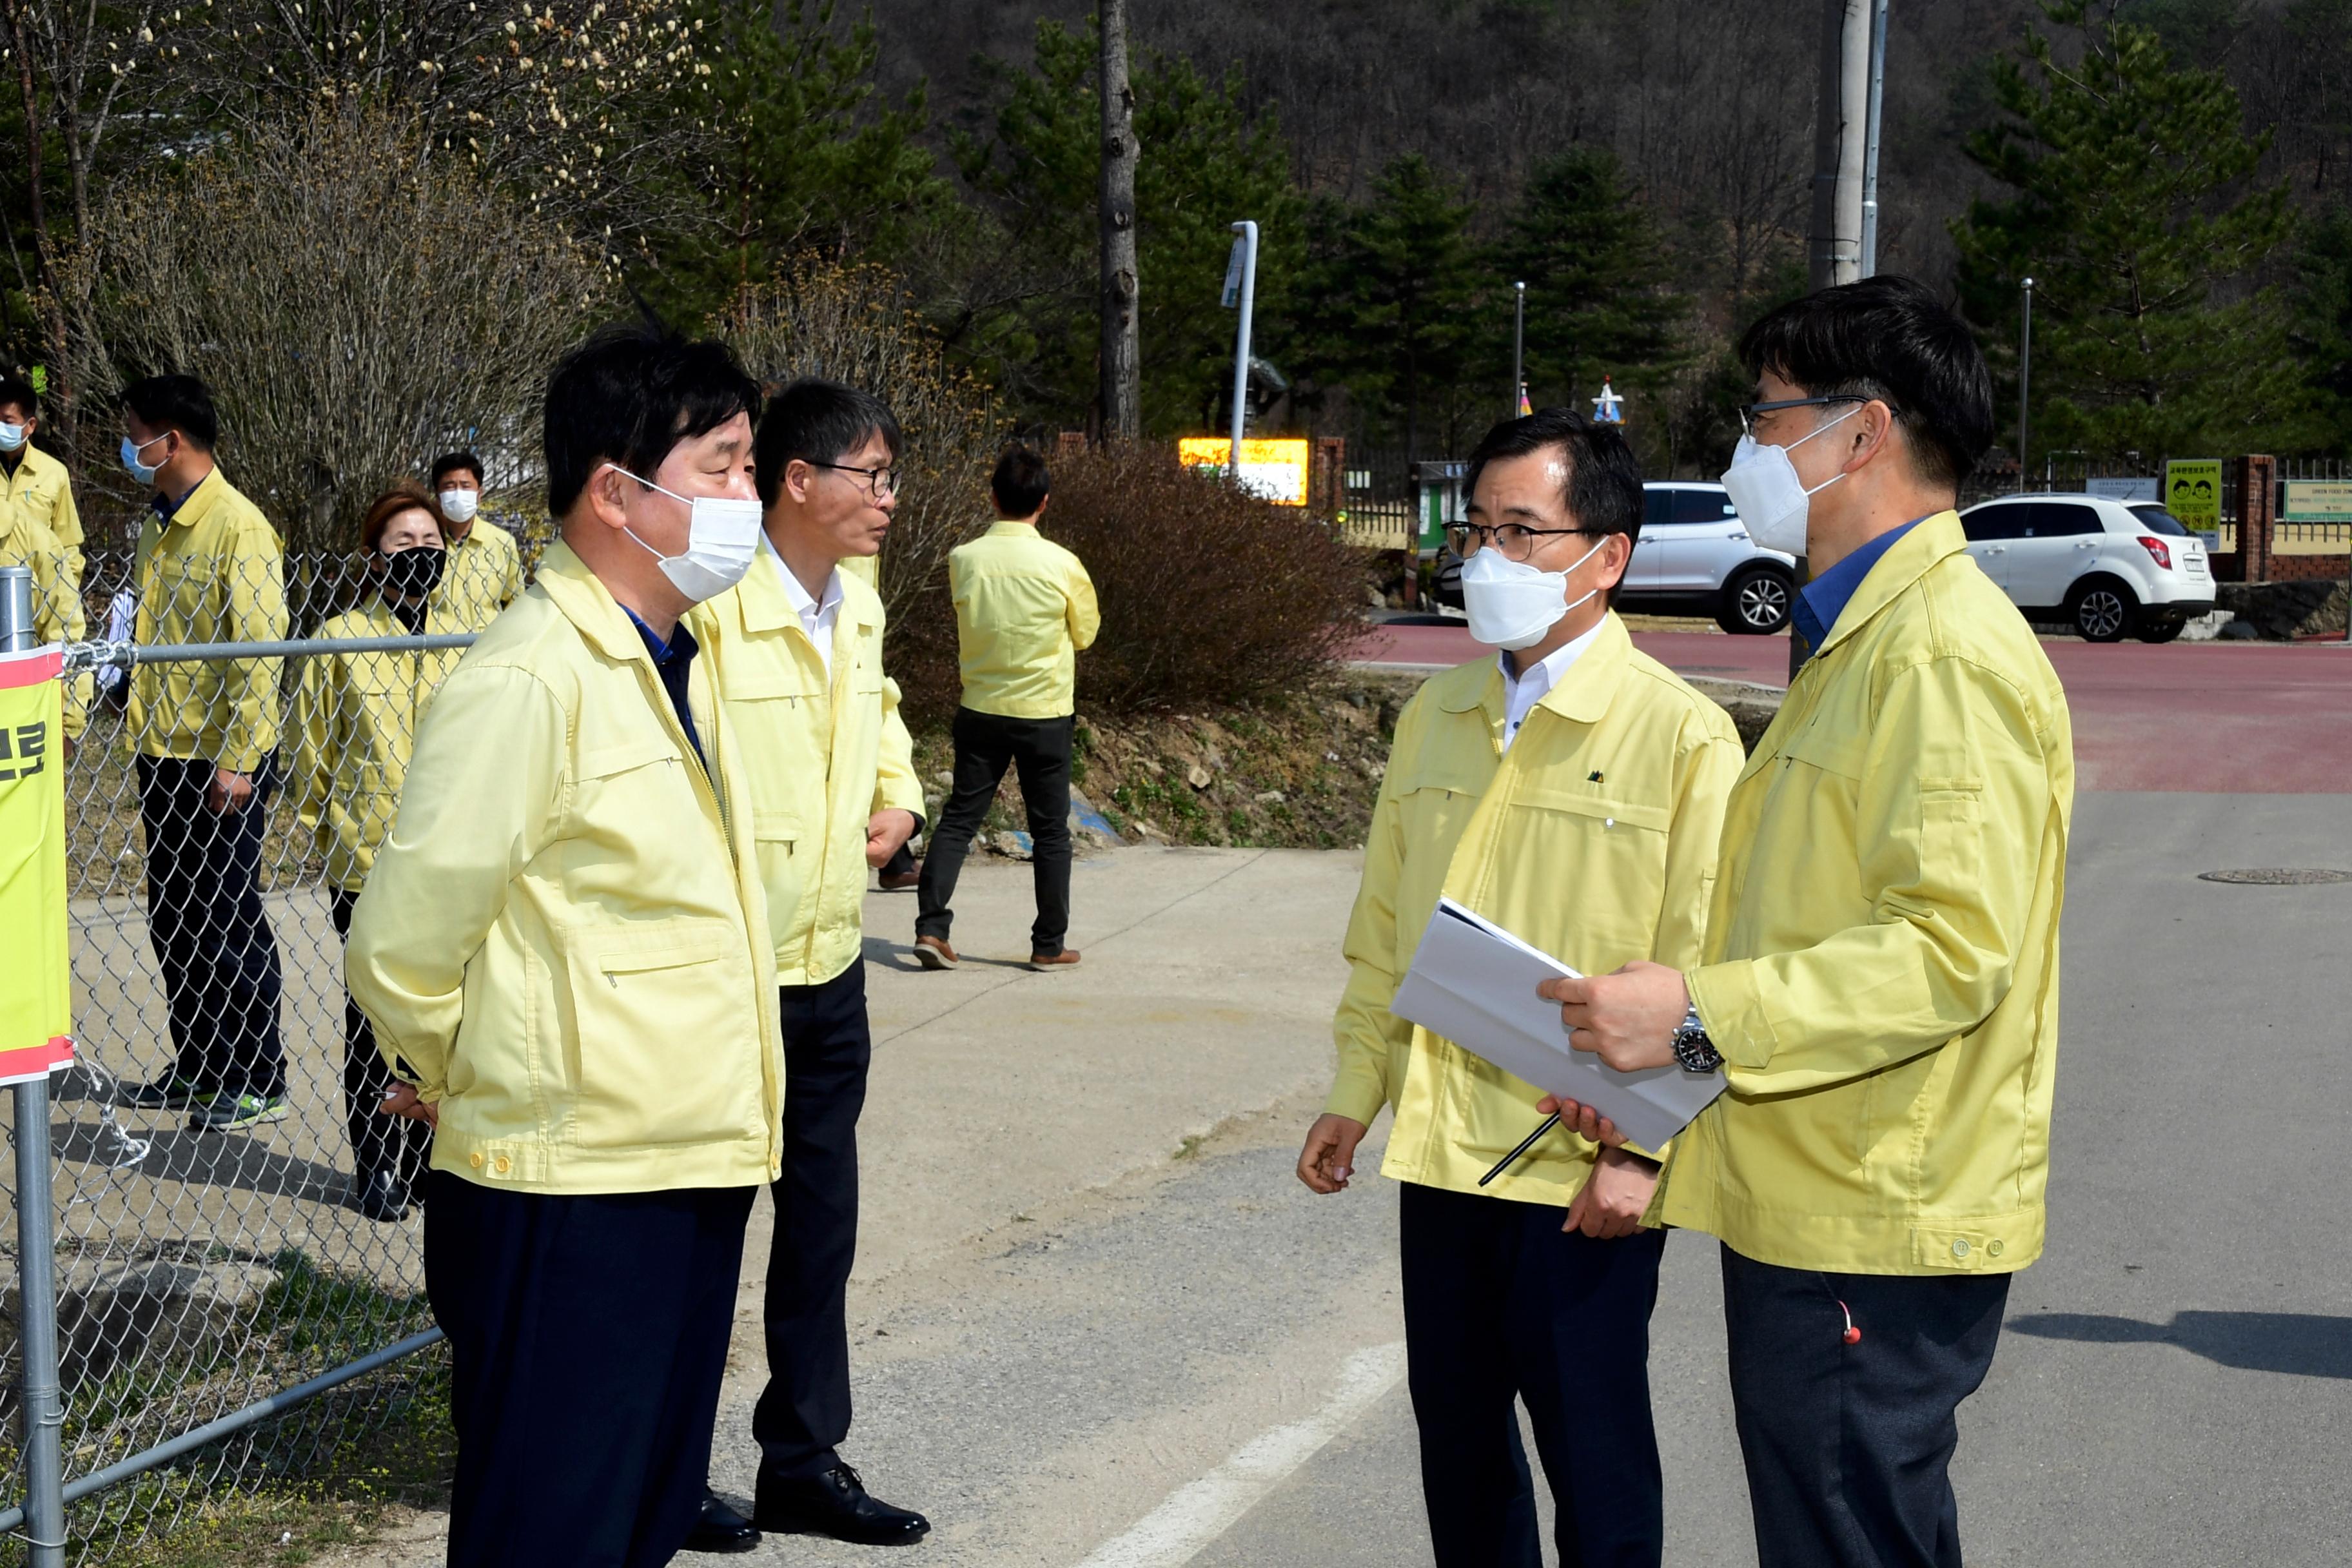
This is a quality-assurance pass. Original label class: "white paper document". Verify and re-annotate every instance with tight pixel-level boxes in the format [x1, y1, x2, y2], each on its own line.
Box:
[1389, 897, 1726, 1153]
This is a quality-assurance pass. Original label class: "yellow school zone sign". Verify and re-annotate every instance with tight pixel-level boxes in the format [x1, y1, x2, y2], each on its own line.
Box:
[1179, 437, 1310, 506]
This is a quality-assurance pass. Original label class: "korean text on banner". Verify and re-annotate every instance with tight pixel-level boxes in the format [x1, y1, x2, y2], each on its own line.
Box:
[0, 646, 73, 1084]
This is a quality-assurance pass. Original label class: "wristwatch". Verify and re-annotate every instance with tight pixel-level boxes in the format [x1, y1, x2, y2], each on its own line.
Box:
[1671, 1004, 1723, 1075]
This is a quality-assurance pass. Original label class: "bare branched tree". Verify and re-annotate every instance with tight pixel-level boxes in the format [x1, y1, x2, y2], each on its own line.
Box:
[57, 101, 607, 569]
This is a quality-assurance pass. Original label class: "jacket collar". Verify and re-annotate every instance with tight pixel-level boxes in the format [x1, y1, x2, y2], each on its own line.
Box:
[157, 467, 229, 532]
[738, 543, 881, 642]
[985, 518, 1040, 538]
[533, 539, 662, 665]
[1434, 611, 1632, 725]
[1810, 509, 1966, 657]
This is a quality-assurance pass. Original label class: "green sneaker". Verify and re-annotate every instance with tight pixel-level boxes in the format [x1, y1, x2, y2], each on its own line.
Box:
[190, 1092, 291, 1132]
[121, 1076, 208, 1111]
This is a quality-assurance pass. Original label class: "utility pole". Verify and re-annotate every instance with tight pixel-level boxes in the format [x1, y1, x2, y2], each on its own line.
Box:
[1806, 0, 1871, 291]
[1858, 0, 1889, 278]
[1511, 280, 1526, 416]
[1096, 0, 1140, 446]
[1226, 220, 1259, 480]
[1795, 0, 1874, 678]
[2017, 277, 2034, 495]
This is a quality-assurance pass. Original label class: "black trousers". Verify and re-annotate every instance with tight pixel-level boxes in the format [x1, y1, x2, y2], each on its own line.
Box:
[328, 890, 432, 1189]
[752, 964, 873, 1478]
[1720, 1244, 2011, 1568]
[425, 1171, 754, 1568]
[915, 707, 1073, 956]
[1398, 1181, 1668, 1568]
[134, 754, 285, 1099]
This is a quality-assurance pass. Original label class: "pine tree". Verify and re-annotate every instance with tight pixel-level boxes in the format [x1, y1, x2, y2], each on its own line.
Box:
[1950, 0, 2306, 461]
[2289, 204, 2352, 449]
[1494, 148, 1690, 417]
[1298, 154, 1482, 457]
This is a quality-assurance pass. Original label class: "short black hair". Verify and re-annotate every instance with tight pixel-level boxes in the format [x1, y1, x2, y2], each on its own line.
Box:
[752, 378, 903, 508]
[431, 450, 484, 488]
[121, 373, 219, 451]
[0, 377, 39, 418]
[990, 445, 1050, 518]
[543, 322, 761, 516]
[1737, 275, 1994, 491]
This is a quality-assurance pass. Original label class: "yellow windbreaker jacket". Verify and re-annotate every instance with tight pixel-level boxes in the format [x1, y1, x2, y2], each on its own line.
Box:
[1658, 511, 2074, 1275]
[128, 469, 287, 772]
[0, 502, 85, 738]
[346, 542, 782, 1195]
[434, 520, 525, 631]
[1327, 615, 1745, 1204]
[689, 547, 925, 987]
[1, 446, 83, 588]
[289, 596, 467, 893]
[948, 520, 1100, 719]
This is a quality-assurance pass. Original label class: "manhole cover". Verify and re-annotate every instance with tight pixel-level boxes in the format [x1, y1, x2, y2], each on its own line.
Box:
[2197, 868, 2352, 885]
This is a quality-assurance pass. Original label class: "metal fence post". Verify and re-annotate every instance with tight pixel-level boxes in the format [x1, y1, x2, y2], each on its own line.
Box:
[1, 564, 67, 1566]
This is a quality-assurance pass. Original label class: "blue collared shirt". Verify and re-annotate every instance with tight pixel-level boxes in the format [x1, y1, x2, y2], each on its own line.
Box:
[622, 607, 706, 768]
[1790, 516, 1928, 651]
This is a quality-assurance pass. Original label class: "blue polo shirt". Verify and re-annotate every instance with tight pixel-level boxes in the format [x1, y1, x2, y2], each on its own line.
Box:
[1790, 518, 1927, 651]
[622, 607, 705, 769]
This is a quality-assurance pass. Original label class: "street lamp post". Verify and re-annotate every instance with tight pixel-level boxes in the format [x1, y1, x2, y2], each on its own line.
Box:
[1225, 220, 1259, 481]
[2017, 277, 2034, 495]
[1512, 280, 1526, 416]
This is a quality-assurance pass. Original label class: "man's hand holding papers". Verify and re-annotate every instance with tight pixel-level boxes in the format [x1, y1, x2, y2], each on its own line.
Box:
[1537, 962, 1690, 1073]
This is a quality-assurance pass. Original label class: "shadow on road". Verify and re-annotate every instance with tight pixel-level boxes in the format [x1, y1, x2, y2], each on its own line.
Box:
[2008, 1310, 2352, 1379]
[52, 1115, 357, 1208]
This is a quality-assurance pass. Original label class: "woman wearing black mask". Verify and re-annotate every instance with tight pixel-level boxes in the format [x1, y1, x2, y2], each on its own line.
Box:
[291, 487, 461, 1221]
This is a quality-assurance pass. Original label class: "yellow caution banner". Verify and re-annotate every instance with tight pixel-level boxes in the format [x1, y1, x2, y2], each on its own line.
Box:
[0, 647, 72, 1083]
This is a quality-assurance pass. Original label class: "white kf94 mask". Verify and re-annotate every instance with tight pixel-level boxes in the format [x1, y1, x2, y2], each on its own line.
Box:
[1718, 405, 1861, 557]
[1459, 535, 1605, 651]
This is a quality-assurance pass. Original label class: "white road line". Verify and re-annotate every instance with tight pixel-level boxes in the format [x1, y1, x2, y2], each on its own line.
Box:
[1070, 1341, 1409, 1568]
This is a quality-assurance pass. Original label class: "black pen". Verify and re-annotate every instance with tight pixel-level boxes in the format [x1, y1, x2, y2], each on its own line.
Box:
[1478, 1111, 1560, 1187]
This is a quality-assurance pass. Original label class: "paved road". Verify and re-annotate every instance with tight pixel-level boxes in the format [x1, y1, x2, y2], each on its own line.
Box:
[1358, 620, 2352, 794]
[321, 709, 2352, 1568]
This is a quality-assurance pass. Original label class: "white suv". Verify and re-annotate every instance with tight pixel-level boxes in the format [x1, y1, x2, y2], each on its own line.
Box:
[1956, 494, 2215, 643]
[1622, 482, 1798, 634]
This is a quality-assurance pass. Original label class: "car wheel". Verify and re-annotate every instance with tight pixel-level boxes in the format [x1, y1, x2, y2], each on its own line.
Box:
[2068, 579, 2137, 643]
[2135, 616, 2185, 644]
[1718, 564, 1793, 634]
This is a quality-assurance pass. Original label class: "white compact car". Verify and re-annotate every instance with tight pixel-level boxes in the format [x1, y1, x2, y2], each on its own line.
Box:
[1622, 482, 1798, 634]
[1955, 493, 2215, 643]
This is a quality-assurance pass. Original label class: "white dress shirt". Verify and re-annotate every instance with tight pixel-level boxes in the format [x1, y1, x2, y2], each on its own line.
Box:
[765, 537, 844, 679]
[1498, 616, 1607, 752]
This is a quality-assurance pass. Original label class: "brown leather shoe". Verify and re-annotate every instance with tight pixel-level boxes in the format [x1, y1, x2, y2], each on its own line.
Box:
[914, 936, 959, 970]
[879, 860, 922, 892]
[1026, 948, 1081, 972]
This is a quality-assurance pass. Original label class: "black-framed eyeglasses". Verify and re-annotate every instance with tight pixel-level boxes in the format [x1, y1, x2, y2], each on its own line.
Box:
[808, 460, 899, 498]
[1738, 394, 1868, 436]
[1445, 522, 1602, 562]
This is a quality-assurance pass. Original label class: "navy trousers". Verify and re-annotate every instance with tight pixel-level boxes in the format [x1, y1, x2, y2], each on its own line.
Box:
[1720, 1244, 2010, 1568]
[425, 1172, 754, 1568]
[135, 754, 285, 1098]
[328, 890, 431, 1190]
[1399, 1181, 1668, 1568]
[752, 964, 874, 1478]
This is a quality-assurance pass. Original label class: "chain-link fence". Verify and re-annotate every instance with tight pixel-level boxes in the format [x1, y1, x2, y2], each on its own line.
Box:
[4, 549, 494, 1564]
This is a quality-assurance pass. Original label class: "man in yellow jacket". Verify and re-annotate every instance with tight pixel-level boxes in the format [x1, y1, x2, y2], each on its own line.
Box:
[0, 376, 85, 594]
[116, 375, 292, 1133]
[0, 377, 83, 749]
[347, 324, 781, 1568]
[685, 378, 929, 1551]
[1298, 409, 1744, 1567]
[914, 444, 1099, 971]
[1543, 277, 2073, 1568]
[427, 449, 525, 629]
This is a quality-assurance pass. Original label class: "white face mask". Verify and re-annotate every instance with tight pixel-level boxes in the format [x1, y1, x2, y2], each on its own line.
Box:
[0, 423, 27, 453]
[1718, 406, 1861, 556]
[600, 462, 763, 604]
[437, 487, 480, 524]
[1460, 535, 1606, 651]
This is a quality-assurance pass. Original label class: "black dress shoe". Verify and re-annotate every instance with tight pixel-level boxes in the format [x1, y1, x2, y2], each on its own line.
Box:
[755, 1463, 930, 1545]
[353, 1168, 410, 1223]
[683, 1490, 761, 1554]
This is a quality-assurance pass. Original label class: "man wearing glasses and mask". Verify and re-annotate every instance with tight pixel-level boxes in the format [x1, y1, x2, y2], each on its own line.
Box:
[1297, 408, 1742, 1567]
[1540, 277, 2073, 1567]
